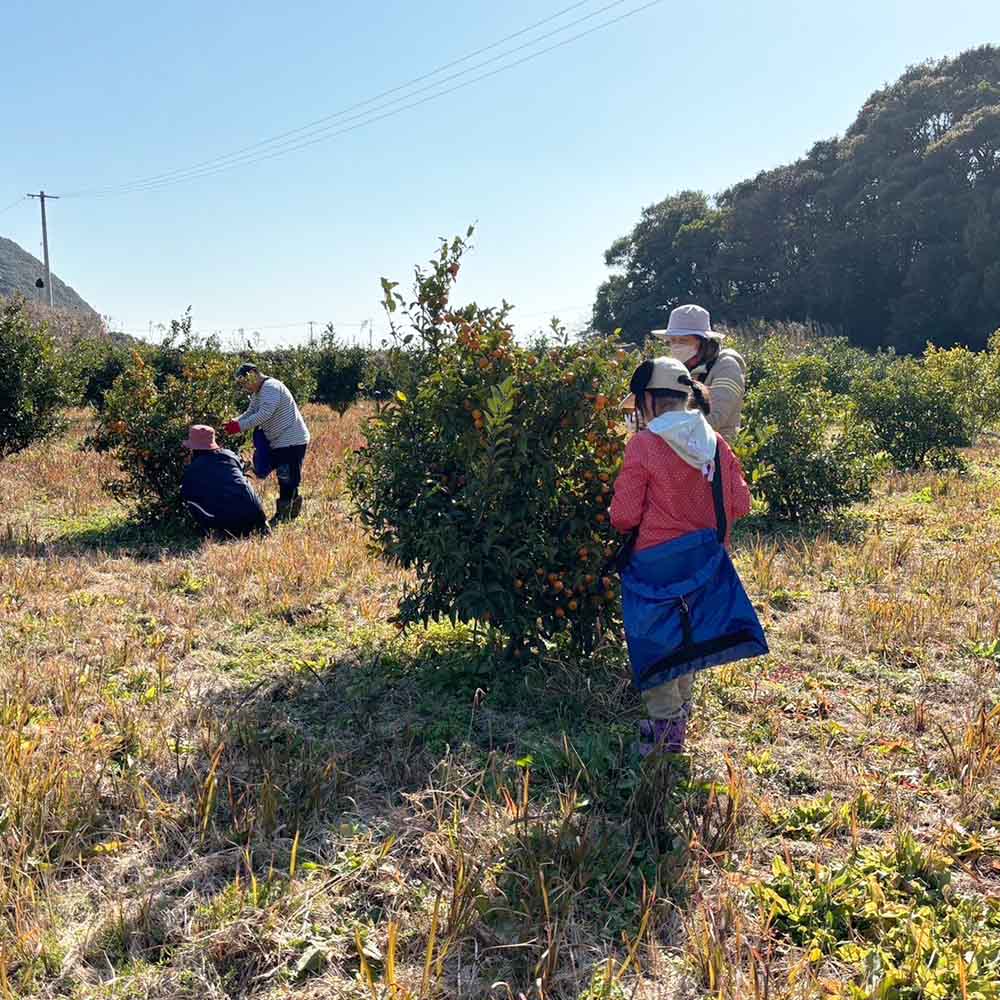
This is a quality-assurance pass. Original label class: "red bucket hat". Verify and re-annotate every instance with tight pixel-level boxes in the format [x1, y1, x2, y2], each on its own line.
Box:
[181, 424, 220, 450]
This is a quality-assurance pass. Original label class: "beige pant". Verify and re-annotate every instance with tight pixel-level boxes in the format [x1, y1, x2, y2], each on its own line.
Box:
[642, 672, 694, 721]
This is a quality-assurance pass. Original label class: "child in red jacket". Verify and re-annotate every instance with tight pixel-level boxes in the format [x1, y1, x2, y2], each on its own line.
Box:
[611, 357, 757, 755]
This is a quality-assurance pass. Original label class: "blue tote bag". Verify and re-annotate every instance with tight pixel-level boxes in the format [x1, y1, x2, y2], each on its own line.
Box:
[620, 444, 768, 692]
[252, 428, 273, 478]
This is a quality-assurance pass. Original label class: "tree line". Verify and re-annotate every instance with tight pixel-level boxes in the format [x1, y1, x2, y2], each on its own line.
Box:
[593, 45, 1000, 354]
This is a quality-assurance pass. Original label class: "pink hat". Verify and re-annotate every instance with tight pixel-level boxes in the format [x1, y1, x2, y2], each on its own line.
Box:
[181, 424, 220, 450]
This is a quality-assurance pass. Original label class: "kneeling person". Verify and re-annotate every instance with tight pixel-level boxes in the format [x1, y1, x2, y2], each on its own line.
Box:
[181, 424, 269, 538]
[225, 363, 310, 524]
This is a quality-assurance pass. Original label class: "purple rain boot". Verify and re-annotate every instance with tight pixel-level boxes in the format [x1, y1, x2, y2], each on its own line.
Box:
[638, 715, 688, 757]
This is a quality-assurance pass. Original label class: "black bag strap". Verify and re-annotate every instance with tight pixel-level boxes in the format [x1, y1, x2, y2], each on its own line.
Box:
[711, 440, 726, 544]
[602, 528, 637, 578]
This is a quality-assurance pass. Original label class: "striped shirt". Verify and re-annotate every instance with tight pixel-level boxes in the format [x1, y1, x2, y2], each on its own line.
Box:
[236, 377, 310, 449]
[694, 349, 746, 442]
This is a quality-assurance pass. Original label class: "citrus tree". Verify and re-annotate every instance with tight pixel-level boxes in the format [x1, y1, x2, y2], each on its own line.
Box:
[737, 353, 876, 519]
[348, 234, 629, 653]
[85, 350, 237, 519]
[0, 297, 71, 462]
[923, 333, 1000, 444]
[852, 356, 971, 470]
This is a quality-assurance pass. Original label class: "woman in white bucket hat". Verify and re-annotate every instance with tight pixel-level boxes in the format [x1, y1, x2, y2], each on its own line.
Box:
[652, 304, 746, 441]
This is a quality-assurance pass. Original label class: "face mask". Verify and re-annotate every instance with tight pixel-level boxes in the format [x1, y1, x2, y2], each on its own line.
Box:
[669, 342, 700, 366]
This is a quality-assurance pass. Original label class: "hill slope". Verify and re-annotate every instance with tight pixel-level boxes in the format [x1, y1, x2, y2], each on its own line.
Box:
[0, 235, 98, 316]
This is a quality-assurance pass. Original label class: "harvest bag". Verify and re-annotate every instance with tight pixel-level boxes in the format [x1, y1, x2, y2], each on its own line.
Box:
[252, 428, 273, 478]
[621, 446, 767, 691]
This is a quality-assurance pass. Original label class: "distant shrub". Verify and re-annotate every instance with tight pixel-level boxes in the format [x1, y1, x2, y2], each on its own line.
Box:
[737, 354, 876, 519]
[852, 356, 970, 470]
[241, 345, 317, 408]
[922, 333, 1000, 443]
[726, 321, 876, 396]
[67, 336, 132, 409]
[0, 297, 71, 461]
[314, 334, 368, 414]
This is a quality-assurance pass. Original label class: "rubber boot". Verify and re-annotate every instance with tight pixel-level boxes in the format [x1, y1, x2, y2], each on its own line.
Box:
[289, 494, 303, 519]
[270, 497, 293, 526]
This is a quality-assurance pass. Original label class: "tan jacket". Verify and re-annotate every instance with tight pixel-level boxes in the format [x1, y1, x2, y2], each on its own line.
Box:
[694, 348, 746, 442]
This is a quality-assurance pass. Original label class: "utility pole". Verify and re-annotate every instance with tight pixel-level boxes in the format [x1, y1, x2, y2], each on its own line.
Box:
[26, 191, 59, 307]
[308, 320, 316, 345]
[368, 318, 373, 350]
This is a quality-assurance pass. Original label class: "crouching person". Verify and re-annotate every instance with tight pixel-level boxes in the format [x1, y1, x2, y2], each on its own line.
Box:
[181, 424, 270, 538]
[611, 357, 767, 757]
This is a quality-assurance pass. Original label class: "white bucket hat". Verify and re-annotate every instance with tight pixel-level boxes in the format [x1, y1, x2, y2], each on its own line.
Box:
[652, 303, 725, 341]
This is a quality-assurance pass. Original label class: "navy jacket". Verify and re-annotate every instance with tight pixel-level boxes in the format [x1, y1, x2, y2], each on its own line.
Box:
[181, 449, 265, 525]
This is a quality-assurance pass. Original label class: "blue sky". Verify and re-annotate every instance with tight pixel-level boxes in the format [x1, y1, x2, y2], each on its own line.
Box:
[1, 0, 995, 346]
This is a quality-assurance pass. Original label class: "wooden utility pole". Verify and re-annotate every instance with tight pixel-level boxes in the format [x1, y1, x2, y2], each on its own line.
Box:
[26, 191, 59, 307]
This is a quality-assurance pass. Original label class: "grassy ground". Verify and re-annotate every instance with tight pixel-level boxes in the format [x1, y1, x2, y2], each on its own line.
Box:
[1, 405, 998, 999]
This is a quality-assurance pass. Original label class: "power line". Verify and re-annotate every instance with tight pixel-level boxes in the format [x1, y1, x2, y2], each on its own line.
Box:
[63, 0, 598, 198]
[62, 0, 665, 198]
[0, 196, 26, 216]
[65, 0, 631, 198]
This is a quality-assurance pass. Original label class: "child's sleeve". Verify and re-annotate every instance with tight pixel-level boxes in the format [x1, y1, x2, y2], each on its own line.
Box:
[610, 436, 648, 533]
[722, 441, 752, 521]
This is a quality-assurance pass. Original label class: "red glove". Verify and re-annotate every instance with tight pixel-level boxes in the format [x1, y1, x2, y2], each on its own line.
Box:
[224, 419, 242, 435]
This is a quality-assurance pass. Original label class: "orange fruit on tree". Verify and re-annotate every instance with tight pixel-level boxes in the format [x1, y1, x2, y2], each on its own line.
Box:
[553, 580, 565, 592]
[554, 607, 565, 619]
[568, 599, 579, 611]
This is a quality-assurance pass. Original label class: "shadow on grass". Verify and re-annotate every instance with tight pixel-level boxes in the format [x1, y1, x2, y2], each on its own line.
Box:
[0, 510, 203, 561]
[38, 622, 732, 995]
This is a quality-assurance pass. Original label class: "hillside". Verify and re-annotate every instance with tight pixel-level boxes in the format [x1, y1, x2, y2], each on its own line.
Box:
[0, 234, 98, 316]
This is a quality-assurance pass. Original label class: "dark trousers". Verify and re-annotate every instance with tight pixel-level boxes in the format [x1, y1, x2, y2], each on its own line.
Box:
[186, 503, 269, 539]
[270, 444, 308, 502]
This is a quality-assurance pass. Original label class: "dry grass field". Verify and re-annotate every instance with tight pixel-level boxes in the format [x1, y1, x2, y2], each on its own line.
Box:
[1, 405, 999, 999]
